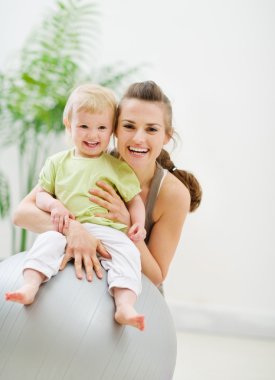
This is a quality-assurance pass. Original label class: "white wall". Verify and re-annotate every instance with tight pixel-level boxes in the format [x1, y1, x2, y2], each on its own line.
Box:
[1, 0, 275, 336]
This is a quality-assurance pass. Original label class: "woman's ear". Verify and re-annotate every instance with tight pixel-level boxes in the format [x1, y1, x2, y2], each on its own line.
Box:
[163, 133, 171, 145]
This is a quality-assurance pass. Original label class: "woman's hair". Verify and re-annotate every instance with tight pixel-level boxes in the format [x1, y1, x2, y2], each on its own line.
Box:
[156, 149, 202, 212]
[117, 80, 202, 212]
[63, 83, 117, 124]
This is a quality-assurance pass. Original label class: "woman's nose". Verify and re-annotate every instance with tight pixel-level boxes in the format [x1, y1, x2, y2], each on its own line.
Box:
[132, 129, 145, 143]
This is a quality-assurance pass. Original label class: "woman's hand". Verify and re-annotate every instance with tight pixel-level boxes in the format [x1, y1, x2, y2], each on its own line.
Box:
[89, 181, 131, 227]
[60, 220, 111, 282]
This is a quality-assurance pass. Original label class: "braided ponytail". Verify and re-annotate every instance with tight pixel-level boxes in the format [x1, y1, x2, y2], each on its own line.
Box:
[157, 149, 202, 212]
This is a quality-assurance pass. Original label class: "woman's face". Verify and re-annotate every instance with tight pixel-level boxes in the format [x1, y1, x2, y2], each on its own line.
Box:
[116, 99, 170, 170]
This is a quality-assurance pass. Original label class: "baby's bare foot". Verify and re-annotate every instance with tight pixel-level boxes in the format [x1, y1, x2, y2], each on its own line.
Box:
[115, 305, 145, 331]
[5, 284, 40, 305]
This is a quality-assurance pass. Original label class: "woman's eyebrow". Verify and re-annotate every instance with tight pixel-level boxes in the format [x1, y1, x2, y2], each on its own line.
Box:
[147, 123, 161, 127]
[121, 119, 162, 127]
[121, 119, 135, 123]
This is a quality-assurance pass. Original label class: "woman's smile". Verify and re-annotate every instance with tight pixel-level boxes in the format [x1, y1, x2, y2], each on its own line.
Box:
[128, 146, 149, 156]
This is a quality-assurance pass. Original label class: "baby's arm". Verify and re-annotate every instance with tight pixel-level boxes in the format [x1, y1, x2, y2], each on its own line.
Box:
[36, 187, 75, 233]
[126, 194, 146, 242]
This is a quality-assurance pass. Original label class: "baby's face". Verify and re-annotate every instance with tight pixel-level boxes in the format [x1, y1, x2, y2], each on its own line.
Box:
[68, 110, 113, 158]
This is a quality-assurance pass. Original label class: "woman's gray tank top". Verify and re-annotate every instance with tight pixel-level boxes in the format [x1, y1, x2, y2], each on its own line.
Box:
[145, 163, 166, 294]
[145, 162, 165, 243]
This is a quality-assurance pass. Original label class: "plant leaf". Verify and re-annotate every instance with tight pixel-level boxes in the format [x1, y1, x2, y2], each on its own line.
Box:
[0, 171, 10, 218]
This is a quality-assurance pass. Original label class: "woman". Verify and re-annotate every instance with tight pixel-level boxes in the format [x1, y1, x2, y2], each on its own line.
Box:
[13, 81, 202, 287]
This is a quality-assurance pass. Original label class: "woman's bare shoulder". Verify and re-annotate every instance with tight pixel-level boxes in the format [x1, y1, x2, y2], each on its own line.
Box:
[161, 172, 190, 206]
[153, 172, 190, 221]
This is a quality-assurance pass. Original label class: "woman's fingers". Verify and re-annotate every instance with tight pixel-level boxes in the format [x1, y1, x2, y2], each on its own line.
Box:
[92, 260, 103, 279]
[89, 181, 120, 202]
[96, 181, 120, 197]
[60, 250, 73, 270]
[73, 253, 83, 280]
[61, 250, 105, 281]
[94, 211, 116, 220]
[97, 241, 111, 259]
[89, 195, 111, 210]
[62, 220, 110, 280]
[83, 254, 105, 281]
[89, 190, 114, 206]
[83, 255, 94, 282]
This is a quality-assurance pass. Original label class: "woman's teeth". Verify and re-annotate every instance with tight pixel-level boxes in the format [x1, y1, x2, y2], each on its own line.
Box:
[128, 146, 148, 153]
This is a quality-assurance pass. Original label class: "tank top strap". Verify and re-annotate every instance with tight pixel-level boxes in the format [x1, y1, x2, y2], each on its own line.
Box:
[145, 162, 166, 242]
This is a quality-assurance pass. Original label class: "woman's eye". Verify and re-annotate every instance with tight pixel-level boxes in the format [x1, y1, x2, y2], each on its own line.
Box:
[147, 127, 158, 133]
[123, 124, 134, 129]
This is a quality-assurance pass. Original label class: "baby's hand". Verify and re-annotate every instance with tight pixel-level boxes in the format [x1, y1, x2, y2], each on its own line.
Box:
[128, 223, 147, 242]
[50, 201, 75, 233]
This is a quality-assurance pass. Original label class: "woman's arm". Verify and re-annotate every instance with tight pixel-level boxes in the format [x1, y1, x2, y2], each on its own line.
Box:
[13, 185, 55, 233]
[140, 180, 190, 285]
[13, 185, 110, 280]
[142, 175, 190, 285]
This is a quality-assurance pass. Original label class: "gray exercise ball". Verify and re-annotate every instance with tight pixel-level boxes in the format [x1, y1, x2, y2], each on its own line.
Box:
[0, 252, 177, 380]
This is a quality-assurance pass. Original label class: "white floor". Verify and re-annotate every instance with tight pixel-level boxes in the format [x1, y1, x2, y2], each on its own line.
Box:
[174, 331, 275, 380]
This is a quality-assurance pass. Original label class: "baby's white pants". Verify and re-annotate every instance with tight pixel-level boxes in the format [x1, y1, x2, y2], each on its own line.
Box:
[23, 223, 142, 296]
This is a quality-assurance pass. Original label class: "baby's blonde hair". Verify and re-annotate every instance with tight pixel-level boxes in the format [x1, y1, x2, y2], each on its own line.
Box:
[63, 83, 117, 125]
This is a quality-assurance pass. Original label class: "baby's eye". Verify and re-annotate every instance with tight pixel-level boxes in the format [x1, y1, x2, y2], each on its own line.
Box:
[79, 124, 88, 129]
[98, 125, 107, 130]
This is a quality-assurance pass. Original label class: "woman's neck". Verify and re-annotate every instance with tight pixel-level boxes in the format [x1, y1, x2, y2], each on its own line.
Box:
[135, 162, 157, 203]
[136, 162, 156, 187]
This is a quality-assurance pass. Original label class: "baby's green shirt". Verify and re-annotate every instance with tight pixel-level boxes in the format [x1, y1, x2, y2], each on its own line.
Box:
[38, 149, 141, 231]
